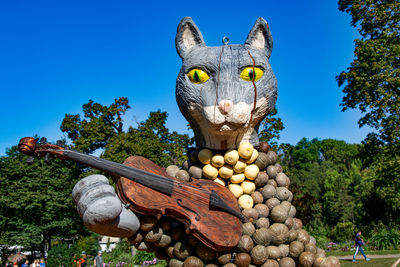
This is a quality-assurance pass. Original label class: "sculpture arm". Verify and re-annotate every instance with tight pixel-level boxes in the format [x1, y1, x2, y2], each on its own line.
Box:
[72, 174, 140, 237]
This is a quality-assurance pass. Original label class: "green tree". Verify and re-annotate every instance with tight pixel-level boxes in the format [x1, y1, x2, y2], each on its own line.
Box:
[330, 221, 355, 242]
[364, 148, 400, 223]
[283, 138, 362, 227]
[281, 136, 399, 238]
[0, 144, 86, 256]
[75, 234, 101, 256]
[320, 139, 359, 170]
[322, 163, 355, 224]
[103, 110, 191, 167]
[288, 164, 324, 224]
[337, 1, 400, 229]
[259, 107, 285, 148]
[291, 138, 322, 170]
[47, 243, 76, 267]
[282, 138, 324, 224]
[61, 97, 130, 154]
[337, 0, 400, 147]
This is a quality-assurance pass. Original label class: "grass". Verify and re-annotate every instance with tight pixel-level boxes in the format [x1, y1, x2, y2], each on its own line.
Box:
[327, 249, 400, 256]
[340, 258, 398, 266]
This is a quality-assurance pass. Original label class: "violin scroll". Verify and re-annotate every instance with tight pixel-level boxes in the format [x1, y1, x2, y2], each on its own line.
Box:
[18, 137, 37, 156]
[18, 137, 65, 162]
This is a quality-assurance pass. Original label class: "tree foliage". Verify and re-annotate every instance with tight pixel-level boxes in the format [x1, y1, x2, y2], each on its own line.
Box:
[47, 243, 76, 267]
[337, 0, 400, 232]
[366, 147, 400, 216]
[75, 234, 101, 256]
[282, 137, 400, 241]
[103, 110, 191, 167]
[0, 144, 86, 254]
[61, 97, 130, 154]
[259, 107, 285, 148]
[337, 0, 400, 147]
[282, 139, 359, 227]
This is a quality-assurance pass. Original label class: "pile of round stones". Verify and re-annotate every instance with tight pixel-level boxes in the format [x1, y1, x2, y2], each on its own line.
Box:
[128, 142, 340, 267]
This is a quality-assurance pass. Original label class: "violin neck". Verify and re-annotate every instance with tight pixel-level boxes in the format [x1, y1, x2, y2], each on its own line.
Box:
[61, 149, 174, 195]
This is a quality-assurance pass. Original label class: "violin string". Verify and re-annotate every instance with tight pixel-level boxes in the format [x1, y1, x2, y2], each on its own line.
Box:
[122, 175, 218, 204]
[156, 178, 224, 204]
[166, 187, 221, 210]
[172, 188, 210, 204]
[104, 159, 224, 201]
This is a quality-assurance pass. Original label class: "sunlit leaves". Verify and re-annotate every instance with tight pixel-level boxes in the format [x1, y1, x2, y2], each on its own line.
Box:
[103, 110, 191, 167]
[60, 97, 130, 154]
[258, 107, 284, 149]
[337, 0, 400, 146]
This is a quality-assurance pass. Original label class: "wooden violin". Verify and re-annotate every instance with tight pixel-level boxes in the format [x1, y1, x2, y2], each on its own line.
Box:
[18, 137, 244, 251]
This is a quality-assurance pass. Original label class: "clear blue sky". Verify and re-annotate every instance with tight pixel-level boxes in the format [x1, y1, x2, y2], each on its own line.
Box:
[0, 0, 371, 155]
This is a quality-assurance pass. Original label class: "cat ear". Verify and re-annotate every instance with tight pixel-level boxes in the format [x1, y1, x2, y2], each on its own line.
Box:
[176, 17, 206, 59]
[245, 17, 273, 58]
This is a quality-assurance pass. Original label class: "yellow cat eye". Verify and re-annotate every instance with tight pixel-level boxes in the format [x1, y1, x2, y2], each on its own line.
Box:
[187, 69, 210, 84]
[240, 67, 264, 82]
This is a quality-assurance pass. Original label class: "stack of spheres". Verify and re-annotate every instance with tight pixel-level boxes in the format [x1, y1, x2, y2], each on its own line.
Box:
[129, 142, 340, 267]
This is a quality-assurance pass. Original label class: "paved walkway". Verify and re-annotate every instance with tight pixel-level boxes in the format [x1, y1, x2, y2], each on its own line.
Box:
[338, 254, 400, 260]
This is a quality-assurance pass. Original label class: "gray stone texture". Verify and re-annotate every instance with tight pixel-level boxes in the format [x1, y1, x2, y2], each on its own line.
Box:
[72, 175, 140, 237]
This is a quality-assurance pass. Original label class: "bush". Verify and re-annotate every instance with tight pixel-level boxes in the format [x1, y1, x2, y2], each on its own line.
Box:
[76, 234, 101, 256]
[102, 238, 136, 265]
[370, 227, 400, 250]
[330, 222, 355, 242]
[305, 220, 331, 247]
[47, 243, 76, 266]
[101, 239, 157, 266]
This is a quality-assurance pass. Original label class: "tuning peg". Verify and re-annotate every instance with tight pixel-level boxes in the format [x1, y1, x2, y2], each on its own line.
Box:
[39, 137, 47, 144]
[26, 156, 35, 165]
[44, 153, 50, 164]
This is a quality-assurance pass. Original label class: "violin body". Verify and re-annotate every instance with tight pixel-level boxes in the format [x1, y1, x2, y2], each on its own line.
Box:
[116, 156, 242, 251]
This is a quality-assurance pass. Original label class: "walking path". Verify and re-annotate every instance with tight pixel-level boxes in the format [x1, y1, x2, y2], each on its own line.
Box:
[338, 254, 400, 260]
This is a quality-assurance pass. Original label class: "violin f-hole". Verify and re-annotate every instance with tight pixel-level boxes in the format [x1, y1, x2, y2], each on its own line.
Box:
[177, 199, 201, 221]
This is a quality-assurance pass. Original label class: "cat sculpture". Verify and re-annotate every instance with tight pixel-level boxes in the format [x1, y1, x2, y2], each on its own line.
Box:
[72, 15, 280, 252]
[176, 17, 277, 150]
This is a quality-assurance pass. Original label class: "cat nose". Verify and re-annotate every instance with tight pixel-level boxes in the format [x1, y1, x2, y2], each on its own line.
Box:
[218, 100, 233, 114]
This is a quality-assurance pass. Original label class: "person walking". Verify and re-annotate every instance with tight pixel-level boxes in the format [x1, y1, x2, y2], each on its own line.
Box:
[94, 251, 103, 267]
[21, 260, 29, 267]
[353, 231, 371, 262]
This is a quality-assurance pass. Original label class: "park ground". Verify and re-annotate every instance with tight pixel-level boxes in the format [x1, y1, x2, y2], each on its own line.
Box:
[339, 257, 398, 266]
[327, 250, 400, 266]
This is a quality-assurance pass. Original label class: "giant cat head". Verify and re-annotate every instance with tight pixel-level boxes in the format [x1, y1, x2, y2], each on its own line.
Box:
[175, 17, 277, 150]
